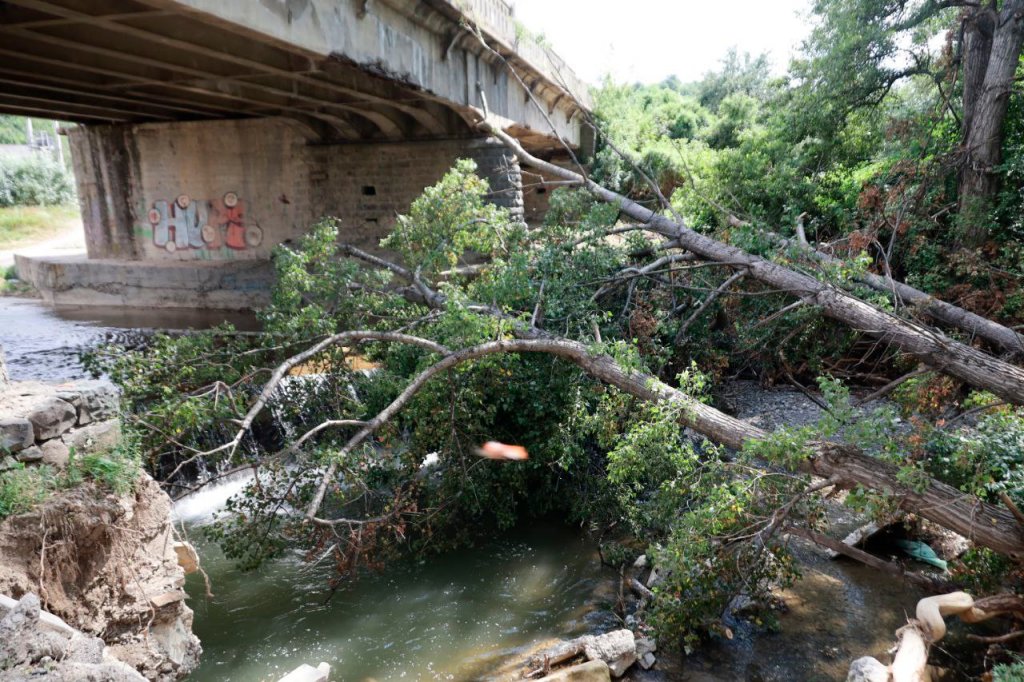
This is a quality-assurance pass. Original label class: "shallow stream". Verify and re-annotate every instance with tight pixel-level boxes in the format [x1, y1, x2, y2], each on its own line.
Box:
[3, 296, 935, 681]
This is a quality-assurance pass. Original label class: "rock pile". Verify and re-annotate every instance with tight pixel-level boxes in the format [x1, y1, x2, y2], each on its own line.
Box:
[0, 592, 146, 681]
[0, 379, 120, 471]
[531, 629, 655, 680]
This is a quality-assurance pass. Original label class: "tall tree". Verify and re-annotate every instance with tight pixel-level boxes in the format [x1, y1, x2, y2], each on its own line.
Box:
[797, 0, 1024, 246]
[959, 0, 1024, 244]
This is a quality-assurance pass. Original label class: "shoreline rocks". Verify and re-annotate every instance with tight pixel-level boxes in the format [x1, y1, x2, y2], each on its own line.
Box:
[0, 592, 147, 681]
[0, 379, 120, 472]
[0, 475, 201, 680]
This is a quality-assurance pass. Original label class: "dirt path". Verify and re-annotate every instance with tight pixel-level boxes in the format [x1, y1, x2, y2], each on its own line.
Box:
[0, 223, 85, 268]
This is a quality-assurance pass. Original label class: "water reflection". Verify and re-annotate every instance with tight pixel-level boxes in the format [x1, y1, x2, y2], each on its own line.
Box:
[0, 297, 256, 381]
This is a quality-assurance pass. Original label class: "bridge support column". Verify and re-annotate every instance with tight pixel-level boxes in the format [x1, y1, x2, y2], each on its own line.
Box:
[21, 118, 529, 310]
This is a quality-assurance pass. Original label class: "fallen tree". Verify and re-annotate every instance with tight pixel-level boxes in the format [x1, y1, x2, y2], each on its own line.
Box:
[176, 225, 1023, 557]
[475, 116, 1024, 406]
[747, 219, 1024, 358]
[227, 330, 1022, 557]
[100, 162, 1024, 664]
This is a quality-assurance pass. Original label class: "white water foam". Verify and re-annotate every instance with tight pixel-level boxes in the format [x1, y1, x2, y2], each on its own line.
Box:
[172, 471, 254, 526]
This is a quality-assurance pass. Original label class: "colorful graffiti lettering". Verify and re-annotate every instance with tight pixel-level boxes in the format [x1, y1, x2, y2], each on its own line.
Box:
[149, 192, 263, 253]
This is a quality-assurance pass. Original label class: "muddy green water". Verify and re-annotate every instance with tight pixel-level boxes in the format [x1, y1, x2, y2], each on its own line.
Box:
[176, 475, 930, 682]
[182, 524, 616, 682]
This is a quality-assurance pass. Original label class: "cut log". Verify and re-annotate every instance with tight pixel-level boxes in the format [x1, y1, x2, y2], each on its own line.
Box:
[477, 117, 1024, 407]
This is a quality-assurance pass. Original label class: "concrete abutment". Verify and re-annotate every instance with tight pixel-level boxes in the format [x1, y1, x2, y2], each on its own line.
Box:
[20, 118, 533, 309]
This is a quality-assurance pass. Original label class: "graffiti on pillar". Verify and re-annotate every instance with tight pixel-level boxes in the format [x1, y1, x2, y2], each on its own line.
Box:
[149, 192, 264, 253]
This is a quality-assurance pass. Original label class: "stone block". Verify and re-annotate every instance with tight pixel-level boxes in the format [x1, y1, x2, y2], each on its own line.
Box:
[847, 656, 889, 682]
[0, 418, 34, 453]
[173, 541, 199, 575]
[63, 419, 121, 455]
[581, 630, 636, 677]
[149, 591, 187, 609]
[66, 632, 105, 665]
[278, 662, 331, 682]
[638, 652, 656, 670]
[537, 660, 611, 682]
[16, 445, 43, 463]
[26, 397, 77, 440]
[40, 439, 70, 469]
[73, 381, 120, 425]
[635, 636, 656, 657]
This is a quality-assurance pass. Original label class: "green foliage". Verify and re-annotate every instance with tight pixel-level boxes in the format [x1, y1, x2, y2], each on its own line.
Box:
[381, 159, 523, 276]
[993, 660, 1024, 682]
[0, 423, 140, 519]
[65, 430, 141, 496]
[0, 156, 74, 207]
[0, 464, 55, 517]
[922, 407, 1024, 507]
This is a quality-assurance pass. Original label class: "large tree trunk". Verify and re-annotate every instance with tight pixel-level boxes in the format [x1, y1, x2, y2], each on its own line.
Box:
[958, 1, 1024, 246]
[479, 120, 1024, 405]
[762, 227, 1024, 355]
[962, 4, 996, 137]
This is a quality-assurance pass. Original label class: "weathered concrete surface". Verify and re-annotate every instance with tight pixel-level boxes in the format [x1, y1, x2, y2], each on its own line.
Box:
[1, 0, 586, 309]
[68, 121, 525, 263]
[15, 255, 274, 310]
[0, 0, 589, 149]
[154, 0, 590, 147]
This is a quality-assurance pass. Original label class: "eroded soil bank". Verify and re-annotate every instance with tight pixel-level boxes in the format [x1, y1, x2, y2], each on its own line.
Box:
[0, 475, 200, 680]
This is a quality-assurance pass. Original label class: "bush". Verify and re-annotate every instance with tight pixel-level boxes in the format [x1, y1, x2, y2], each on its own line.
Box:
[994, 661, 1024, 682]
[0, 464, 55, 517]
[0, 156, 74, 207]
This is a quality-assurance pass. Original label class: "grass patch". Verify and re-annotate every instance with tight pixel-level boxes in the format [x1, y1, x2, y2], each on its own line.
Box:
[0, 422, 140, 519]
[0, 205, 81, 250]
[0, 464, 55, 517]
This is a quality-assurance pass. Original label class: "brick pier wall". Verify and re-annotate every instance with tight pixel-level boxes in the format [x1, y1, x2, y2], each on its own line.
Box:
[69, 118, 527, 263]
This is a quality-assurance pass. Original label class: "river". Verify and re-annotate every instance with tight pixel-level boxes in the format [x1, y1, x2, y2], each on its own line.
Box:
[2, 295, 935, 681]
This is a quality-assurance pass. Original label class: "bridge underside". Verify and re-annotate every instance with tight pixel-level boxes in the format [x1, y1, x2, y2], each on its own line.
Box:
[1, 0, 587, 309]
[0, 0, 480, 144]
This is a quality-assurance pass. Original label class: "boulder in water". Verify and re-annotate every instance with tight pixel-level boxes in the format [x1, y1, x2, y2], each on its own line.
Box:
[537, 659, 611, 682]
[580, 629, 636, 677]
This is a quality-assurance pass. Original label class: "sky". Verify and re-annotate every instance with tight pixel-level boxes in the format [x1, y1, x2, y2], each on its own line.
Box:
[509, 0, 814, 86]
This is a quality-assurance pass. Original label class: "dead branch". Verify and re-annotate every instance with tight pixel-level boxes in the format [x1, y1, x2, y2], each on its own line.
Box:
[786, 526, 941, 590]
[853, 367, 933, 406]
[674, 268, 747, 344]
[763, 227, 1024, 357]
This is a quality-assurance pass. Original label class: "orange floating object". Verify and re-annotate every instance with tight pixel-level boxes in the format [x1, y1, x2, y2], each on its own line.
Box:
[476, 441, 529, 461]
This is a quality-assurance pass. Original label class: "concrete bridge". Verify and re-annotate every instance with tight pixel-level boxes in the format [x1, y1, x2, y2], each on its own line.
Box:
[0, 0, 591, 308]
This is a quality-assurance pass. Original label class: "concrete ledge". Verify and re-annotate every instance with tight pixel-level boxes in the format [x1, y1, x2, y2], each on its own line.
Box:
[15, 254, 273, 310]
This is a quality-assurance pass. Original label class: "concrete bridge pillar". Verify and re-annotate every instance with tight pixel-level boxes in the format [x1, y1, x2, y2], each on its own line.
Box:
[17, 117, 530, 310]
[69, 118, 525, 262]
